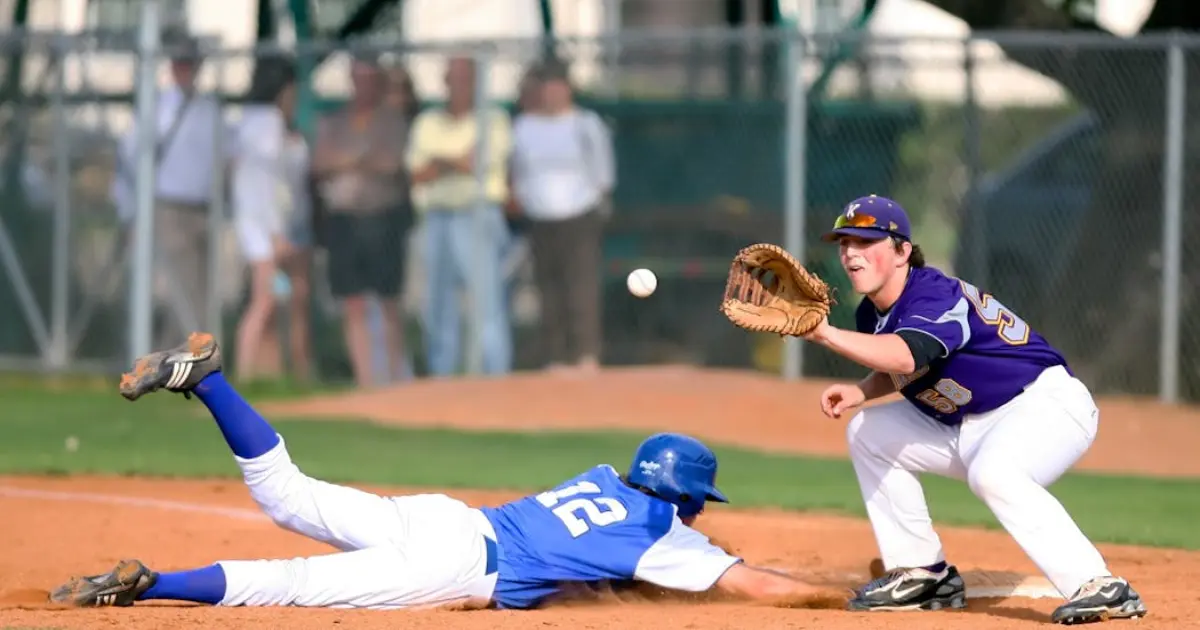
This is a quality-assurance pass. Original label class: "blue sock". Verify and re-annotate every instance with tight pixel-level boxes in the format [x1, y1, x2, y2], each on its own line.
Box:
[925, 561, 947, 573]
[138, 564, 226, 605]
[193, 373, 281, 459]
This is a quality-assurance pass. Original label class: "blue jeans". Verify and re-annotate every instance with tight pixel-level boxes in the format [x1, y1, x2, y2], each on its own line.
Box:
[421, 204, 512, 376]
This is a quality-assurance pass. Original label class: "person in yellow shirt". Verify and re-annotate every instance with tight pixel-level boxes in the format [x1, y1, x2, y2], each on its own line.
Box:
[407, 56, 514, 376]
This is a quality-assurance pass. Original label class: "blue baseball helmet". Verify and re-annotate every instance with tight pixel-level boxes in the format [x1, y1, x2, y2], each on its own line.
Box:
[625, 432, 728, 517]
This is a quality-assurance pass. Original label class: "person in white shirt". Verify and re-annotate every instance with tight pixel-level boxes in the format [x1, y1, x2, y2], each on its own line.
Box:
[509, 60, 615, 374]
[110, 28, 234, 349]
[230, 55, 313, 383]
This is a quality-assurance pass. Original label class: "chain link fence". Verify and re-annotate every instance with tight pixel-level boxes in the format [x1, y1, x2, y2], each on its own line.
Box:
[0, 32, 142, 373]
[801, 33, 1187, 400]
[0, 27, 1197, 402]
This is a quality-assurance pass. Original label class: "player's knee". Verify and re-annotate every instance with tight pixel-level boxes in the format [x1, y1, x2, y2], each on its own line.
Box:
[247, 480, 306, 529]
[258, 499, 297, 528]
[966, 462, 1023, 501]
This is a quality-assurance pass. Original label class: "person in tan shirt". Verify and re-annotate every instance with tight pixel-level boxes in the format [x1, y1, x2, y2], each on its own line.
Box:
[407, 56, 513, 376]
[310, 54, 412, 388]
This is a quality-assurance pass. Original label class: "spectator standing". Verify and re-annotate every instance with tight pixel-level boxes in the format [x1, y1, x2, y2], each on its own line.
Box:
[230, 55, 313, 383]
[406, 56, 513, 377]
[509, 60, 615, 374]
[111, 27, 232, 349]
[310, 54, 412, 389]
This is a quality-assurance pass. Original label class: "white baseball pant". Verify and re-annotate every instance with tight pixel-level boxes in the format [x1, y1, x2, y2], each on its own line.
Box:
[215, 437, 499, 609]
[846, 365, 1109, 598]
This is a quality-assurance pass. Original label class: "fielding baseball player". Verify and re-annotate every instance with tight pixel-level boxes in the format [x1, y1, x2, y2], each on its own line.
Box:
[720, 195, 1147, 625]
[49, 333, 838, 611]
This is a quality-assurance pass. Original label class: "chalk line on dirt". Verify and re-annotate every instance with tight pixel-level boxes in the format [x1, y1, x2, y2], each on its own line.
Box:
[0, 485, 270, 523]
[0, 485, 1059, 601]
[965, 582, 1060, 600]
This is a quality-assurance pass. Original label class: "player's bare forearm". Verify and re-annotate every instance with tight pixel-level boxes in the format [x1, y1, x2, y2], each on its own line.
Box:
[806, 325, 916, 374]
[857, 371, 898, 401]
[713, 563, 845, 606]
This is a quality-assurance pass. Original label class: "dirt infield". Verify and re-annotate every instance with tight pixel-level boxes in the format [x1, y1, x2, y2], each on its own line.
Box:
[264, 366, 1200, 477]
[3, 366, 1198, 628]
[0, 475, 1196, 629]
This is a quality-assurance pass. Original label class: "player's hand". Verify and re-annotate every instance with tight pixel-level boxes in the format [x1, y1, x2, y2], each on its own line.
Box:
[819, 383, 866, 419]
[800, 318, 831, 343]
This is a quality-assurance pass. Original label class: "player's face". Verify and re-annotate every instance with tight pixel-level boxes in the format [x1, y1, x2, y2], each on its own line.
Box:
[681, 514, 698, 526]
[838, 235, 903, 295]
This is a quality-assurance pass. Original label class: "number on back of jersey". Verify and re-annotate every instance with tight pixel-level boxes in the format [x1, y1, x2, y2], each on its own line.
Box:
[960, 281, 1030, 346]
[536, 481, 630, 537]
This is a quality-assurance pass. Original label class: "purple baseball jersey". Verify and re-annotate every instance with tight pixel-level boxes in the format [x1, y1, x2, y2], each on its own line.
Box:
[855, 266, 1069, 426]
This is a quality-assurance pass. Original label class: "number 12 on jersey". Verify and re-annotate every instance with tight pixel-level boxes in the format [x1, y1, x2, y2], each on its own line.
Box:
[536, 481, 630, 537]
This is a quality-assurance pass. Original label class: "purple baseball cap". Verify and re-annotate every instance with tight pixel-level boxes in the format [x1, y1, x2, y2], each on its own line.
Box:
[820, 195, 912, 243]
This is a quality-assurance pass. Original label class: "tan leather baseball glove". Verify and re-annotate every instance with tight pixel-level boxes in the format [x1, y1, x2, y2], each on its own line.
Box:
[719, 243, 834, 337]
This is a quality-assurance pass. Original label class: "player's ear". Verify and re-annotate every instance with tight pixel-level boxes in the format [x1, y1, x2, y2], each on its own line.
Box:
[891, 238, 912, 266]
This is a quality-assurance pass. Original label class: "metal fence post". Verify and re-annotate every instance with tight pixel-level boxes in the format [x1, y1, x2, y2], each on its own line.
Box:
[602, 0, 621, 97]
[1159, 37, 1186, 404]
[208, 47, 227, 349]
[49, 37, 71, 370]
[466, 50, 493, 376]
[963, 36, 985, 287]
[129, 0, 162, 363]
[782, 31, 809, 381]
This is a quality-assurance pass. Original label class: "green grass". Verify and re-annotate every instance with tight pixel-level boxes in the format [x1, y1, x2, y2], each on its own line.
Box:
[2, 387, 1199, 550]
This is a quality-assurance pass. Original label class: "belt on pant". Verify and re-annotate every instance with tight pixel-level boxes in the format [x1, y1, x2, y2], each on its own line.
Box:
[483, 534, 498, 575]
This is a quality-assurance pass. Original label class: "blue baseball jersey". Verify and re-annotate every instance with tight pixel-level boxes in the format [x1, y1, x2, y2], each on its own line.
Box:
[479, 464, 742, 609]
[855, 266, 1069, 426]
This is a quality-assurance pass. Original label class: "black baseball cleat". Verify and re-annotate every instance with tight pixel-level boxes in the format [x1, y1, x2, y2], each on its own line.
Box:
[49, 559, 158, 607]
[118, 331, 222, 401]
[1051, 576, 1147, 624]
[847, 564, 967, 612]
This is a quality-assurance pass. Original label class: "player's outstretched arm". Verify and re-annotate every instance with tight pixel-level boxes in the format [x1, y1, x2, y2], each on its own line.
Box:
[803, 323, 916, 374]
[636, 519, 844, 607]
[713, 563, 845, 606]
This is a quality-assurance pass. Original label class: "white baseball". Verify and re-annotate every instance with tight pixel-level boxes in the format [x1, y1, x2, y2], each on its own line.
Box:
[627, 268, 658, 298]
